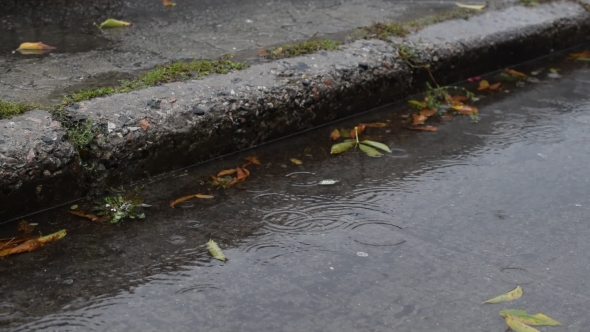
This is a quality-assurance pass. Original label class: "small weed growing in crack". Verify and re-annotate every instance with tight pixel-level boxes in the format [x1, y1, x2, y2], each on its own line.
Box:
[94, 194, 149, 224]
[0, 99, 37, 119]
[264, 37, 340, 59]
[65, 119, 97, 149]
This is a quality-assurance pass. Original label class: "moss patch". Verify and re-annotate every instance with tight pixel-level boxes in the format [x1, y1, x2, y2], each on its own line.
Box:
[264, 38, 341, 59]
[0, 100, 37, 119]
[64, 56, 249, 103]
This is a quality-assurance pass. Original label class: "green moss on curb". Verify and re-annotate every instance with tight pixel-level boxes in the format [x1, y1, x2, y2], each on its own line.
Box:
[63, 56, 249, 104]
[264, 38, 341, 59]
[0, 99, 37, 119]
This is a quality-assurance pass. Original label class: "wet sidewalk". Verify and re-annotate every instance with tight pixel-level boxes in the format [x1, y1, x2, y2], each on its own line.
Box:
[0, 0, 509, 105]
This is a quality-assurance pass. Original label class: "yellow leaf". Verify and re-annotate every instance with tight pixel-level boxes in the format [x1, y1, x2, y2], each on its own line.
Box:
[505, 315, 540, 332]
[455, 2, 486, 10]
[483, 285, 523, 304]
[478, 80, 490, 90]
[499, 310, 561, 326]
[207, 239, 226, 261]
[290, 158, 303, 165]
[162, 0, 176, 6]
[17, 42, 56, 50]
[330, 129, 340, 140]
[96, 18, 132, 29]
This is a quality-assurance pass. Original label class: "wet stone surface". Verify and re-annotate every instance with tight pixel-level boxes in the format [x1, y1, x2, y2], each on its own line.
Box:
[0, 59, 589, 330]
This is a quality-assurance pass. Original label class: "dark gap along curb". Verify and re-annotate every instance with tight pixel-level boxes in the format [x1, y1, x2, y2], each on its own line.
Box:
[1, 2, 589, 222]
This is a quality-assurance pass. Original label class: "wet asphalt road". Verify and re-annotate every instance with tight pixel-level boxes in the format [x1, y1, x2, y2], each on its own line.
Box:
[0, 50, 590, 331]
[0, 0, 511, 105]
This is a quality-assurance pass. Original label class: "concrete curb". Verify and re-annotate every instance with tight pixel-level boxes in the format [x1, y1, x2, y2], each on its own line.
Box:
[1, 2, 589, 221]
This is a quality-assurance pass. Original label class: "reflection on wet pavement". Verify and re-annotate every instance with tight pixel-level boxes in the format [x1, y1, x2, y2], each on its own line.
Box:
[1, 60, 590, 331]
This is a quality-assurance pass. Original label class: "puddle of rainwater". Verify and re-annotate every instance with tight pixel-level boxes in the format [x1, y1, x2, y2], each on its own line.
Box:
[1, 47, 590, 331]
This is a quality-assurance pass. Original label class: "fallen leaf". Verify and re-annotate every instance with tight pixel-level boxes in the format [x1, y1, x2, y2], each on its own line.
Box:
[412, 114, 428, 125]
[162, 0, 176, 6]
[350, 125, 366, 139]
[290, 158, 303, 165]
[0, 230, 66, 257]
[17, 42, 56, 50]
[489, 82, 501, 90]
[207, 239, 226, 261]
[245, 156, 261, 165]
[478, 80, 490, 90]
[568, 51, 590, 60]
[330, 128, 340, 140]
[18, 220, 35, 234]
[455, 2, 486, 10]
[549, 68, 559, 74]
[361, 140, 391, 153]
[211, 175, 234, 189]
[420, 109, 436, 117]
[449, 95, 469, 102]
[235, 167, 249, 182]
[96, 18, 132, 29]
[483, 285, 523, 304]
[408, 126, 438, 131]
[451, 103, 478, 115]
[330, 141, 356, 154]
[359, 122, 388, 128]
[505, 68, 528, 78]
[70, 204, 78, 210]
[217, 169, 237, 177]
[0, 236, 37, 248]
[359, 144, 382, 157]
[408, 100, 426, 108]
[69, 210, 102, 222]
[139, 119, 150, 131]
[499, 309, 561, 326]
[339, 129, 351, 138]
[170, 193, 214, 207]
[258, 49, 268, 57]
[505, 314, 540, 332]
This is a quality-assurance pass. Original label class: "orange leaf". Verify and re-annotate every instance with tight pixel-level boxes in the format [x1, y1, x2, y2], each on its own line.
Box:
[162, 0, 176, 6]
[412, 114, 428, 125]
[217, 169, 236, 177]
[235, 167, 249, 182]
[358, 122, 387, 128]
[330, 128, 340, 140]
[17, 42, 56, 50]
[350, 125, 366, 139]
[449, 95, 468, 102]
[245, 156, 261, 165]
[408, 126, 438, 131]
[170, 194, 214, 207]
[478, 80, 490, 90]
[69, 210, 102, 222]
[505, 68, 527, 78]
[420, 109, 436, 117]
[488, 82, 501, 90]
[451, 103, 478, 115]
[0, 236, 37, 248]
[0, 230, 66, 257]
[568, 51, 590, 59]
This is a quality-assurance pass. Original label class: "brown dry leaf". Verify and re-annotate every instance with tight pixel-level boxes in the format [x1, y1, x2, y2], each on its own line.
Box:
[235, 167, 249, 182]
[18, 220, 35, 234]
[139, 119, 150, 131]
[408, 126, 438, 132]
[330, 128, 340, 140]
[245, 156, 261, 165]
[258, 49, 268, 57]
[489, 82, 501, 90]
[505, 68, 528, 78]
[449, 95, 469, 102]
[17, 42, 56, 50]
[69, 210, 102, 222]
[162, 0, 176, 6]
[412, 114, 428, 125]
[478, 80, 490, 90]
[170, 194, 214, 207]
[350, 125, 366, 139]
[359, 122, 388, 128]
[0, 229, 66, 258]
[0, 236, 37, 248]
[420, 109, 436, 117]
[217, 169, 237, 177]
[451, 103, 478, 115]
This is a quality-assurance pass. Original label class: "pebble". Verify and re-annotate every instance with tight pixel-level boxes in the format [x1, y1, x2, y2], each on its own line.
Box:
[192, 106, 205, 115]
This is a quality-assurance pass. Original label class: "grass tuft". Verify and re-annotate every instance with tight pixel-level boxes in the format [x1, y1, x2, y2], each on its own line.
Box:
[264, 38, 340, 59]
[0, 100, 37, 120]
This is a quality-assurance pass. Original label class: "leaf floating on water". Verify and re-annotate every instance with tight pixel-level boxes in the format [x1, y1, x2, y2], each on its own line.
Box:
[499, 309, 562, 326]
[290, 158, 303, 165]
[170, 194, 214, 207]
[361, 140, 391, 153]
[207, 239, 226, 261]
[483, 285, 523, 304]
[330, 129, 340, 140]
[451, 103, 478, 115]
[330, 141, 356, 154]
[505, 314, 540, 332]
[455, 2, 486, 10]
[162, 0, 176, 6]
[96, 18, 132, 29]
[245, 156, 261, 165]
[0, 230, 66, 258]
[359, 143, 382, 157]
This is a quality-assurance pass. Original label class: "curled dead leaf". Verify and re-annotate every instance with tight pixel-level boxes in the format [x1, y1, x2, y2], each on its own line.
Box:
[0, 230, 66, 258]
[217, 169, 237, 177]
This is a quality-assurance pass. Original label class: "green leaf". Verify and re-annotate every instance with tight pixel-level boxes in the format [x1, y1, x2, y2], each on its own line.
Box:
[483, 285, 523, 304]
[207, 239, 226, 261]
[339, 129, 351, 138]
[96, 18, 132, 29]
[359, 143, 382, 157]
[505, 314, 540, 332]
[330, 141, 355, 154]
[499, 309, 561, 326]
[360, 140, 391, 153]
[408, 100, 425, 109]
